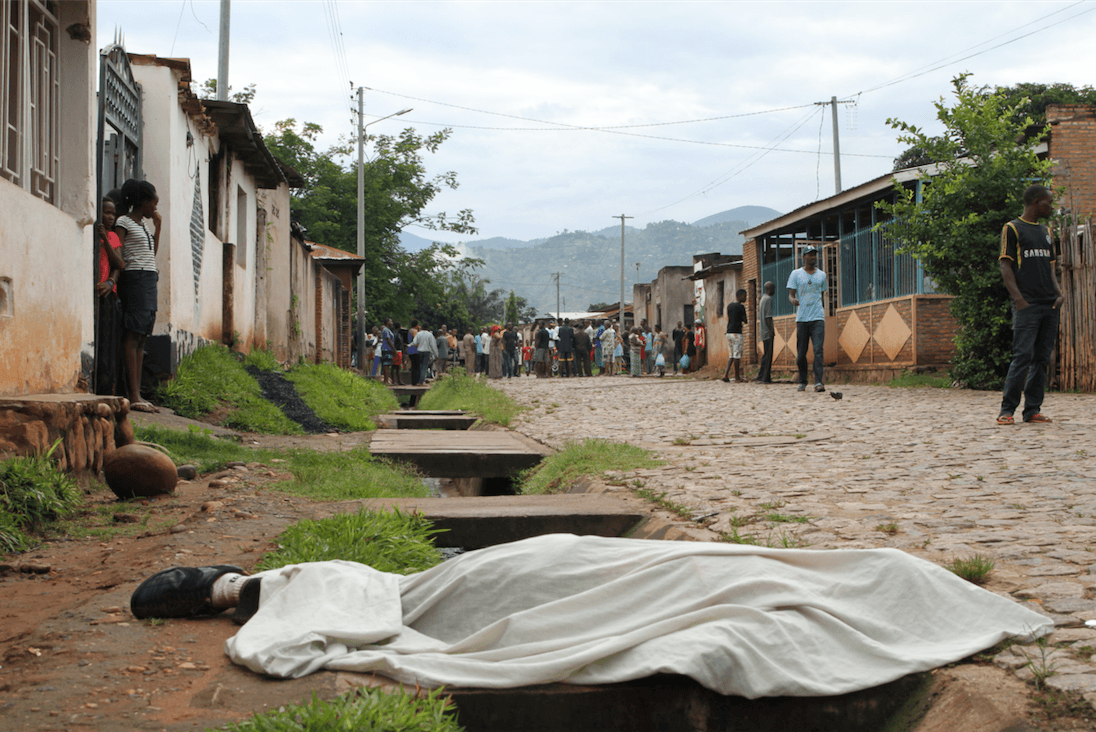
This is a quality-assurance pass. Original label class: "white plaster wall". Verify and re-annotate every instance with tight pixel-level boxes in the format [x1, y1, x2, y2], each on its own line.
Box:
[227, 158, 258, 349]
[0, 188, 91, 395]
[0, 1, 97, 396]
[258, 186, 292, 360]
[131, 63, 227, 347]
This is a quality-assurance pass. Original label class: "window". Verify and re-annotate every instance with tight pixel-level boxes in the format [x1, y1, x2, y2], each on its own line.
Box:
[1, 0, 59, 203]
[235, 185, 247, 266]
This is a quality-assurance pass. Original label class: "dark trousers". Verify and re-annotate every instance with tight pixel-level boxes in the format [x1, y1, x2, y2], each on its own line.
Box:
[1000, 303, 1058, 419]
[476, 353, 487, 373]
[503, 351, 516, 378]
[757, 337, 774, 382]
[558, 350, 574, 377]
[409, 353, 423, 385]
[796, 320, 825, 385]
[576, 350, 592, 377]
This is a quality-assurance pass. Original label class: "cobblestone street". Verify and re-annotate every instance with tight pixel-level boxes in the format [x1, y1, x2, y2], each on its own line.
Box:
[496, 374, 1096, 698]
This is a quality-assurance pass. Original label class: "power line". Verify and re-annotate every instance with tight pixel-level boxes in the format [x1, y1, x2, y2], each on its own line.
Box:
[847, 1, 1096, 98]
[639, 106, 824, 216]
[362, 87, 815, 130]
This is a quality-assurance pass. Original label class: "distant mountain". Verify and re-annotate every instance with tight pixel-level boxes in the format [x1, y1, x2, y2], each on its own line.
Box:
[691, 205, 782, 230]
[469, 217, 763, 317]
[398, 231, 439, 253]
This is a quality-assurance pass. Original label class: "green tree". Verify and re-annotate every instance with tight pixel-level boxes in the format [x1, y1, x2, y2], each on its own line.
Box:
[892, 81, 1096, 171]
[199, 78, 257, 105]
[505, 290, 519, 325]
[264, 120, 478, 325]
[878, 75, 1055, 389]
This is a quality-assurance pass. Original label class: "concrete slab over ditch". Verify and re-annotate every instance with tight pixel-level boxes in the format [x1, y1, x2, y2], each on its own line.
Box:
[347, 494, 649, 548]
[375, 411, 478, 430]
[368, 429, 548, 478]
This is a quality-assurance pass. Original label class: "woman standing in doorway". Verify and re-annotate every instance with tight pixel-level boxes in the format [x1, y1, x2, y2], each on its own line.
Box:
[114, 179, 161, 412]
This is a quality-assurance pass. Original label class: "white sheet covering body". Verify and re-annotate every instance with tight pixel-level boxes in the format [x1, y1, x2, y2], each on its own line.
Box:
[225, 534, 1050, 698]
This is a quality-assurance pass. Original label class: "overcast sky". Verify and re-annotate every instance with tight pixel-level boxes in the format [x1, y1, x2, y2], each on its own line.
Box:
[97, 1, 1096, 243]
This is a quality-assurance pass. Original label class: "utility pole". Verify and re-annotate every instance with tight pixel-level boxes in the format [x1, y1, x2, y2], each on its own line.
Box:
[217, 0, 230, 100]
[613, 214, 632, 328]
[356, 87, 365, 368]
[353, 98, 411, 368]
[552, 272, 562, 319]
[814, 96, 854, 194]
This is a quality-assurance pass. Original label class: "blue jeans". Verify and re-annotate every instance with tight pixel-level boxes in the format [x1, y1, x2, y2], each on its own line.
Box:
[1000, 303, 1058, 419]
[796, 320, 825, 385]
[502, 351, 516, 378]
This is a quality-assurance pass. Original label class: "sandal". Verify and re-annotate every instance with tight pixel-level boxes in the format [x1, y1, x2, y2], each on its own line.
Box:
[996, 414, 1014, 425]
[1025, 414, 1053, 423]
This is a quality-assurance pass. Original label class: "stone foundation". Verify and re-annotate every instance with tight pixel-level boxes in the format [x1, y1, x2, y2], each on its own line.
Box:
[0, 395, 135, 475]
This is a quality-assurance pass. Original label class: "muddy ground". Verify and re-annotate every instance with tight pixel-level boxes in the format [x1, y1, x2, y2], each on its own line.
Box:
[0, 408, 1091, 731]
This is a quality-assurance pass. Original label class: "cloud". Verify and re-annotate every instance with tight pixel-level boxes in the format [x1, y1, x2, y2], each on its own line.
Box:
[99, 0, 1096, 241]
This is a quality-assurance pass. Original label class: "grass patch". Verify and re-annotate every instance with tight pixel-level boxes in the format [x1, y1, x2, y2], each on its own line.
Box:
[241, 347, 281, 373]
[946, 553, 996, 585]
[887, 370, 952, 388]
[58, 494, 176, 542]
[285, 362, 398, 431]
[634, 486, 693, 519]
[268, 446, 432, 501]
[417, 373, 523, 426]
[519, 439, 663, 495]
[212, 687, 463, 732]
[134, 423, 260, 474]
[255, 508, 444, 573]
[0, 444, 82, 552]
[877, 522, 900, 535]
[761, 512, 810, 524]
[157, 344, 302, 434]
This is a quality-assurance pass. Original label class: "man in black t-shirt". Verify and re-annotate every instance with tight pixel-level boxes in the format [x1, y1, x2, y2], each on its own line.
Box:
[721, 289, 748, 383]
[997, 184, 1064, 425]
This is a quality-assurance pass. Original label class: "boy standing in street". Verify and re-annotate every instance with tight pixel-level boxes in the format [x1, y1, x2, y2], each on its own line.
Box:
[754, 281, 775, 383]
[722, 289, 748, 383]
[997, 185, 1064, 425]
[787, 246, 827, 392]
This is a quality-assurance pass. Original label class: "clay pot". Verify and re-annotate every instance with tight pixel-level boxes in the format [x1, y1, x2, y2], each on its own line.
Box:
[103, 444, 178, 499]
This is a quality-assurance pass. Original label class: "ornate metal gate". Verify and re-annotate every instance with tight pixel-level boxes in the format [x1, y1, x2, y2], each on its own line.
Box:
[93, 36, 142, 395]
[96, 36, 141, 201]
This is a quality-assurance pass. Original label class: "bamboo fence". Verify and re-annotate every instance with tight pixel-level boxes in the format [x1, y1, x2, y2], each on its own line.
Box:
[1056, 216, 1095, 392]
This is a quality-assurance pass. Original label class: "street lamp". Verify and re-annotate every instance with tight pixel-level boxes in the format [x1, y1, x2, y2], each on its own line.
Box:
[355, 98, 412, 370]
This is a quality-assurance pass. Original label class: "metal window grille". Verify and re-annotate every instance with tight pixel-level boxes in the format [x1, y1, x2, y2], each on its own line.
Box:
[0, 0, 57, 203]
[838, 223, 935, 307]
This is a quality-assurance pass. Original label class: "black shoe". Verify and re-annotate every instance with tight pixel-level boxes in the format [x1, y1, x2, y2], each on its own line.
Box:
[130, 564, 244, 619]
[232, 577, 263, 625]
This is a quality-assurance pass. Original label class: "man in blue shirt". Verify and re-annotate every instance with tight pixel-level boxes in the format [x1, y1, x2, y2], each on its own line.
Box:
[786, 246, 828, 392]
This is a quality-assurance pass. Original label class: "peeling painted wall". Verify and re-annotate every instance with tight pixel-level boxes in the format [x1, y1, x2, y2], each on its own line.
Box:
[0, 1, 97, 396]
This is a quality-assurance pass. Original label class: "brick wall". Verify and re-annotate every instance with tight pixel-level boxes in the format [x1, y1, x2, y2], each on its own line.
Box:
[766, 294, 956, 377]
[742, 238, 761, 364]
[1048, 105, 1096, 219]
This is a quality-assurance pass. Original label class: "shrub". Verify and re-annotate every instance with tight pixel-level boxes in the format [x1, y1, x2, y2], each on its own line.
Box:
[0, 444, 81, 552]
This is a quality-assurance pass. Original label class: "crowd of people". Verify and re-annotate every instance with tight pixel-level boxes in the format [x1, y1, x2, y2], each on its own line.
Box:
[356, 316, 717, 384]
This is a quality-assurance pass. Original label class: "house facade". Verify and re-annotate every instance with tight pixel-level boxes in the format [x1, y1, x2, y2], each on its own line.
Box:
[740, 168, 957, 382]
[0, 1, 98, 396]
